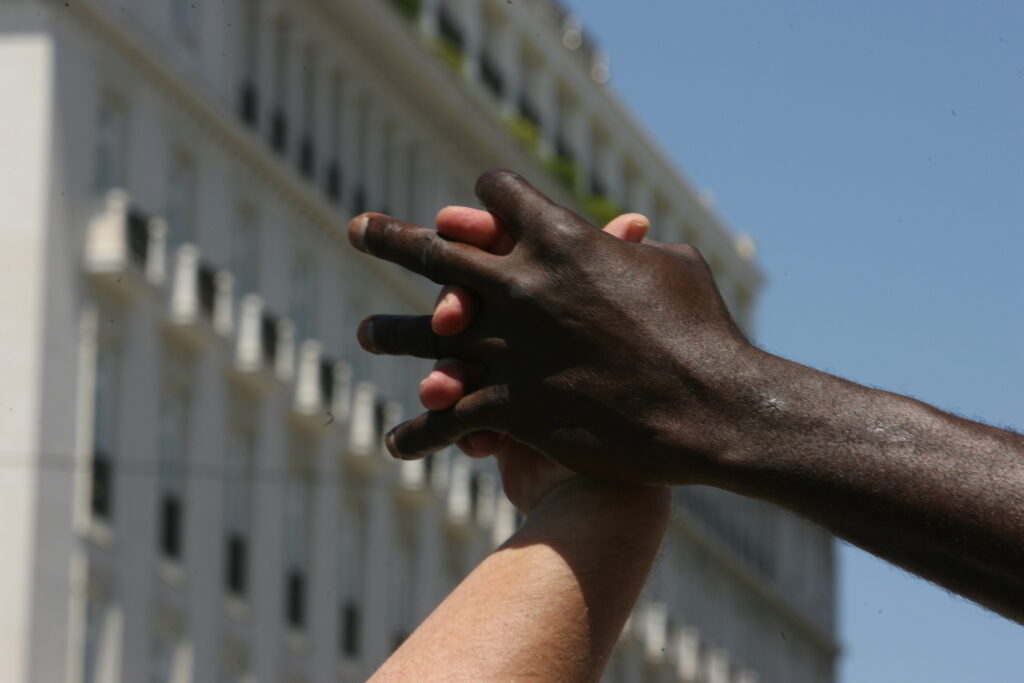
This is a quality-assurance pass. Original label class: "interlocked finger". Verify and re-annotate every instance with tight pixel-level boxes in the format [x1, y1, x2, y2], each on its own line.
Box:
[348, 212, 501, 290]
[357, 315, 460, 359]
[385, 386, 508, 459]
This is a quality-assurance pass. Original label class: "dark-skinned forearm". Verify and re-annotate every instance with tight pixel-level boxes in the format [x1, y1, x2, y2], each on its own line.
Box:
[705, 348, 1024, 622]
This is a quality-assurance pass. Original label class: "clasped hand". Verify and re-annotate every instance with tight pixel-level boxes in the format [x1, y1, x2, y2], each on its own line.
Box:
[349, 169, 752, 488]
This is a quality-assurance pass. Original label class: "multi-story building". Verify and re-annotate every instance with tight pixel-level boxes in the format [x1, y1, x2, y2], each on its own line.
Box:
[0, 0, 837, 681]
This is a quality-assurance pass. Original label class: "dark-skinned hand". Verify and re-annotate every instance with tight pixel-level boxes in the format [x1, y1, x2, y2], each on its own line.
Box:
[348, 169, 751, 486]
[423, 205, 651, 513]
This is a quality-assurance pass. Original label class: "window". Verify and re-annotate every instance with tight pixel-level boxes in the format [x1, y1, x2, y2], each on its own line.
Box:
[238, 0, 261, 125]
[96, 99, 127, 193]
[325, 72, 343, 201]
[270, 16, 291, 154]
[299, 44, 318, 178]
[224, 416, 254, 596]
[166, 153, 196, 256]
[232, 207, 259, 300]
[379, 120, 393, 215]
[290, 254, 317, 341]
[284, 458, 311, 629]
[339, 498, 366, 658]
[90, 345, 117, 520]
[158, 387, 189, 560]
[350, 94, 368, 214]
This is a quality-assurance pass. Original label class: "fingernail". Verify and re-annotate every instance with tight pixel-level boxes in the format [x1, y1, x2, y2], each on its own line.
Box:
[348, 214, 370, 252]
[440, 290, 457, 310]
[356, 317, 377, 354]
[384, 429, 403, 459]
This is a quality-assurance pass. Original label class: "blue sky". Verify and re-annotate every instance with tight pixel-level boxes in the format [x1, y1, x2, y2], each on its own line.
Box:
[557, 1, 1024, 680]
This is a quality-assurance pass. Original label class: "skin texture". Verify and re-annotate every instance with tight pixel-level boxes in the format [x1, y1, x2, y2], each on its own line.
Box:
[349, 168, 1024, 622]
[369, 479, 670, 682]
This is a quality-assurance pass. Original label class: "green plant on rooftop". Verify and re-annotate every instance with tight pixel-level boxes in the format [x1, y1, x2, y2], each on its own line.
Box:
[432, 36, 463, 73]
[504, 116, 541, 154]
[387, 0, 421, 22]
[583, 194, 624, 227]
[543, 156, 578, 192]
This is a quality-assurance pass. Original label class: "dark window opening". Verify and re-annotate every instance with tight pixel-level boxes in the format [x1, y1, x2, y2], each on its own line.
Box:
[480, 53, 504, 98]
[298, 135, 315, 178]
[437, 7, 464, 53]
[160, 494, 183, 559]
[341, 601, 360, 657]
[555, 134, 573, 162]
[225, 533, 248, 595]
[270, 109, 288, 154]
[351, 186, 367, 216]
[127, 207, 150, 267]
[238, 81, 260, 127]
[325, 160, 341, 202]
[90, 453, 113, 519]
[198, 264, 217, 320]
[374, 398, 388, 441]
[589, 172, 607, 198]
[319, 358, 335, 406]
[518, 94, 541, 129]
[260, 313, 279, 366]
[469, 471, 482, 519]
[286, 569, 306, 628]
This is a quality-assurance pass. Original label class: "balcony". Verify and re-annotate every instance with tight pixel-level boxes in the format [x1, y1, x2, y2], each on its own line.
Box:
[343, 382, 398, 474]
[291, 341, 349, 435]
[640, 601, 669, 666]
[672, 625, 700, 683]
[230, 294, 294, 395]
[164, 244, 233, 350]
[84, 189, 166, 301]
[701, 646, 731, 683]
[394, 443, 440, 507]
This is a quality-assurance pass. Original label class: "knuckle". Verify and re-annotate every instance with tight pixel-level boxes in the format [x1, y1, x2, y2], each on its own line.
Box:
[475, 168, 521, 198]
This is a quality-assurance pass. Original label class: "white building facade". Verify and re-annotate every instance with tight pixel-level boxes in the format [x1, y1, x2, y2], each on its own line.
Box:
[0, 1, 836, 682]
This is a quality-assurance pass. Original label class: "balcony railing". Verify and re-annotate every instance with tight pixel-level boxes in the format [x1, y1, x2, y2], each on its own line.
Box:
[85, 189, 166, 300]
[231, 294, 294, 394]
[292, 341, 349, 434]
[165, 244, 233, 349]
[344, 382, 392, 473]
